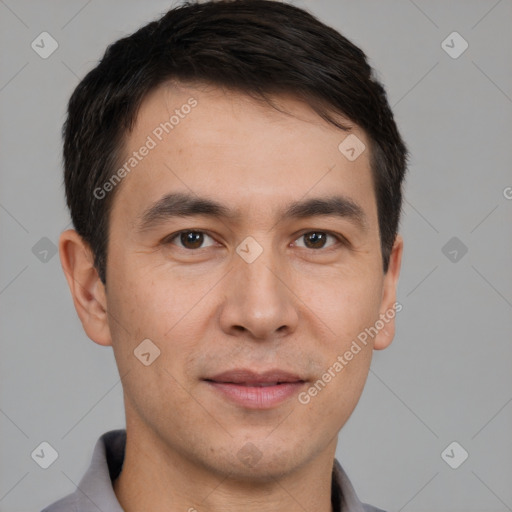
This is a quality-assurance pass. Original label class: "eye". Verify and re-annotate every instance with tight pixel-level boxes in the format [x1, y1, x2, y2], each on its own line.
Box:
[163, 230, 346, 252]
[293, 231, 343, 250]
[164, 230, 217, 250]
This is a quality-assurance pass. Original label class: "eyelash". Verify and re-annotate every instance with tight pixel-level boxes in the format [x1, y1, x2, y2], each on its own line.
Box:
[162, 229, 348, 252]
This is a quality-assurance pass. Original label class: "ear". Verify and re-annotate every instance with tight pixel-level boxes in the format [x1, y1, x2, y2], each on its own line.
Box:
[59, 229, 112, 346]
[373, 234, 403, 350]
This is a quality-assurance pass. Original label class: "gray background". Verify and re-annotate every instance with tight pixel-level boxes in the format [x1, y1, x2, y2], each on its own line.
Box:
[1, 0, 511, 511]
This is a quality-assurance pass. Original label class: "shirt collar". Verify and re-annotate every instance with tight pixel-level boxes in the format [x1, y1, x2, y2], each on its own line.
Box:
[49, 429, 373, 512]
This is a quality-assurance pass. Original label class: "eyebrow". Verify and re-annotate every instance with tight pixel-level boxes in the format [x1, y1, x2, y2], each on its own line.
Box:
[137, 192, 368, 233]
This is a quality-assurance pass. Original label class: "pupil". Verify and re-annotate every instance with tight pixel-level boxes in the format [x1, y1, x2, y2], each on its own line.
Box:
[182, 231, 203, 249]
[306, 232, 325, 248]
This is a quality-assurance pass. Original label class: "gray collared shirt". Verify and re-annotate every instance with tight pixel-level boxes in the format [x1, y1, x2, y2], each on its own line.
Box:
[41, 430, 386, 512]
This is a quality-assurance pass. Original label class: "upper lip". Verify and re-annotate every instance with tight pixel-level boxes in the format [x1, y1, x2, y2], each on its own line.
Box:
[204, 369, 305, 385]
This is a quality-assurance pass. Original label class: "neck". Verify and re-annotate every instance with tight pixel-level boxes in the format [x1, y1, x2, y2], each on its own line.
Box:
[113, 420, 337, 512]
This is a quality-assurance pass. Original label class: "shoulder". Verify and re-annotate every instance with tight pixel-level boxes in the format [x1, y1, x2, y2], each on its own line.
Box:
[40, 491, 78, 512]
[40, 429, 126, 512]
[362, 504, 387, 512]
[332, 457, 388, 512]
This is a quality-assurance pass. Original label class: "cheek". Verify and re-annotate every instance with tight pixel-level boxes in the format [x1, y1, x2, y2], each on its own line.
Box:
[295, 347, 373, 444]
[301, 276, 381, 414]
[105, 269, 200, 414]
[305, 272, 383, 345]
[107, 261, 178, 336]
[106, 263, 208, 375]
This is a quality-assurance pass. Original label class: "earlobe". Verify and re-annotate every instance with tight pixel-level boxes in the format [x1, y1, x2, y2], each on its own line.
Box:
[59, 229, 112, 346]
[374, 234, 403, 350]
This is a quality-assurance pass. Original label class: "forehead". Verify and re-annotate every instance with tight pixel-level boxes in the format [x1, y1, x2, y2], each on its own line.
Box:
[110, 81, 377, 229]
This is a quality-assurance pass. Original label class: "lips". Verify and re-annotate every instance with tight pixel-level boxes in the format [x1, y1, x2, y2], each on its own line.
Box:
[204, 368, 305, 386]
[204, 369, 307, 409]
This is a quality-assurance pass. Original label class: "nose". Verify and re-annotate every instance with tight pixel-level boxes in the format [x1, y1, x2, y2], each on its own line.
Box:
[218, 241, 299, 341]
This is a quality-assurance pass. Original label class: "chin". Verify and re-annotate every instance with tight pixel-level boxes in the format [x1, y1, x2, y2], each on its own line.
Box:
[200, 438, 311, 483]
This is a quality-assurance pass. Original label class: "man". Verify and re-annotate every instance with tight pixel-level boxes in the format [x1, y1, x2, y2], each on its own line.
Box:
[43, 0, 407, 511]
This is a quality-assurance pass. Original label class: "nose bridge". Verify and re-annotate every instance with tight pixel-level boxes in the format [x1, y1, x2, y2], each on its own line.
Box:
[220, 233, 298, 339]
[236, 234, 285, 310]
[240, 246, 280, 298]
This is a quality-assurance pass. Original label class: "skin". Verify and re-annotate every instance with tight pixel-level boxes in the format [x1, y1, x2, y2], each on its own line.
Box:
[60, 81, 403, 512]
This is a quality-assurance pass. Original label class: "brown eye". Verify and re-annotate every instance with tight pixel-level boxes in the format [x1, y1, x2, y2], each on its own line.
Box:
[166, 231, 215, 250]
[295, 231, 339, 250]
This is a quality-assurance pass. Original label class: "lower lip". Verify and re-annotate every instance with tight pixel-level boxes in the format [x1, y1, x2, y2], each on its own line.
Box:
[205, 381, 305, 409]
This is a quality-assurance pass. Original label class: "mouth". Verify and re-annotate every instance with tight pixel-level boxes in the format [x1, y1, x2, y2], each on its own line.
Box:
[203, 369, 307, 409]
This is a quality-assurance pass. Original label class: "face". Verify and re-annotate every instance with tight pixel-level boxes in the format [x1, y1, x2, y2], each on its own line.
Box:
[79, 82, 402, 480]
